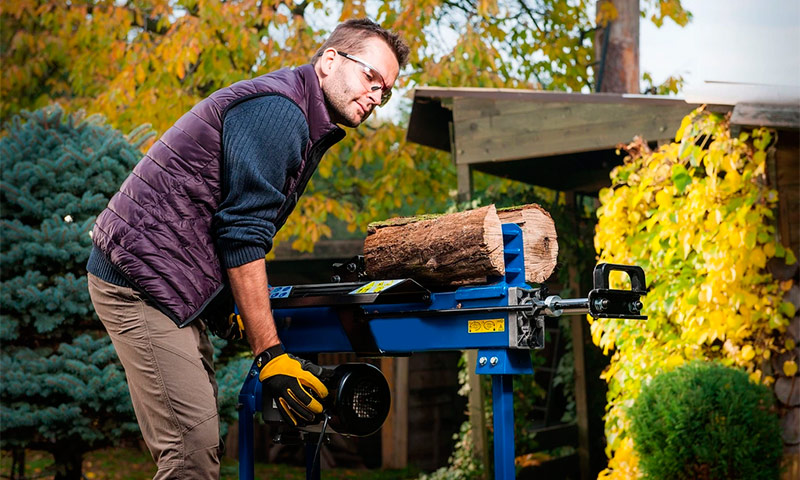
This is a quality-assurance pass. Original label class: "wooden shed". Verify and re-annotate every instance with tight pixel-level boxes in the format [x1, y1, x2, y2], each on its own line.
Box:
[407, 87, 703, 199]
[404, 84, 800, 478]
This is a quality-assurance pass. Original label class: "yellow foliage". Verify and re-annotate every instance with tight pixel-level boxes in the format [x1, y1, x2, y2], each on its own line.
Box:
[784, 360, 798, 377]
[593, 108, 794, 478]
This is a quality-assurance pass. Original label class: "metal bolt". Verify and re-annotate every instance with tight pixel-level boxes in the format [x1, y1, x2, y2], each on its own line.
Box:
[479, 357, 488, 366]
[594, 298, 609, 312]
[490, 357, 499, 366]
[629, 300, 643, 313]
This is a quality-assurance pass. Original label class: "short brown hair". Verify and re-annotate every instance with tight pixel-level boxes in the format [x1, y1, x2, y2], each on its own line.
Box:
[311, 18, 410, 68]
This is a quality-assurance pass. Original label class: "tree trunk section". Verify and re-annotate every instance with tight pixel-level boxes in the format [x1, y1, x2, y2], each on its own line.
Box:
[52, 448, 83, 480]
[595, 0, 640, 93]
[497, 204, 559, 283]
[364, 205, 505, 285]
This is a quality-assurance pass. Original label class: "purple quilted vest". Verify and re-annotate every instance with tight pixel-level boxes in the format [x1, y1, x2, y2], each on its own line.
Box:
[92, 64, 345, 326]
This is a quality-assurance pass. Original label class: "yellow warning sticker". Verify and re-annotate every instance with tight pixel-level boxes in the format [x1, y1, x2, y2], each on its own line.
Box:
[468, 319, 505, 333]
[350, 280, 403, 295]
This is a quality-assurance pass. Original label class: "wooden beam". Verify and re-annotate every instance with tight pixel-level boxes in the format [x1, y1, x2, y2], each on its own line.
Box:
[451, 98, 692, 165]
[381, 357, 409, 468]
[566, 193, 591, 480]
[451, 116, 473, 204]
[457, 164, 473, 204]
[775, 133, 800, 264]
[731, 103, 800, 130]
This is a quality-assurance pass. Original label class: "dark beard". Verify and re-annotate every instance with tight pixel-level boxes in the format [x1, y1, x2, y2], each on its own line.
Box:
[322, 88, 361, 128]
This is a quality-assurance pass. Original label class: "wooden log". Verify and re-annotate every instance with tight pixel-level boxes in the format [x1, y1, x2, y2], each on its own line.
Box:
[781, 407, 800, 445]
[364, 205, 505, 285]
[775, 376, 800, 407]
[497, 204, 559, 284]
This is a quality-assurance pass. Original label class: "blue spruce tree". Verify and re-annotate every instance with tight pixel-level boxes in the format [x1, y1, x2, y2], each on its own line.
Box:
[0, 105, 151, 479]
[1, 104, 251, 480]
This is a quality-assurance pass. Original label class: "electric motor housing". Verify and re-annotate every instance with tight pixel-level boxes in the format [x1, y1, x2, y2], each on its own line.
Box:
[261, 362, 391, 437]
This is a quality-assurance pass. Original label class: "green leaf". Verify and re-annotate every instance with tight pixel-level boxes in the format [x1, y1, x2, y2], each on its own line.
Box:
[744, 230, 757, 250]
[786, 249, 798, 265]
[671, 164, 692, 193]
[779, 302, 797, 318]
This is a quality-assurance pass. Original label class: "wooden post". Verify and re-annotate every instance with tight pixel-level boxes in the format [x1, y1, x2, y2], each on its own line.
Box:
[457, 164, 473, 205]
[452, 117, 473, 205]
[467, 350, 490, 479]
[566, 192, 591, 480]
[595, 0, 640, 93]
[382, 357, 409, 468]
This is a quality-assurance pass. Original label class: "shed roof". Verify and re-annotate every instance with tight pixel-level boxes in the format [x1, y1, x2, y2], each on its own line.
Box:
[405, 85, 800, 193]
[406, 87, 708, 192]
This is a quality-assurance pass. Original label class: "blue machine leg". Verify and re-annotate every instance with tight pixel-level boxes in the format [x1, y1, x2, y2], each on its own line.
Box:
[306, 443, 321, 480]
[492, 374, 515, 480]
[238, 395, 255, 480]
[238, 366, 260, 480]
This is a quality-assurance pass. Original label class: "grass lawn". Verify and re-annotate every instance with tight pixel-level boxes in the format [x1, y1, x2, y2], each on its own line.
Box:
[1, 447, 421, 480]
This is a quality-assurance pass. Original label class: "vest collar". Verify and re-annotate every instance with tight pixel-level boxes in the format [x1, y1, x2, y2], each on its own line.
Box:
[295, 64, 344, 143]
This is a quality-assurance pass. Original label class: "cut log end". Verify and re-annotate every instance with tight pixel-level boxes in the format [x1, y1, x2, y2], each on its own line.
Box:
[498, 204, 559, 283]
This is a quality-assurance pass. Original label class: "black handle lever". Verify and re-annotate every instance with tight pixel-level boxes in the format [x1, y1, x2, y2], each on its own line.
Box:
[593, 263, 647, 294]
[588, 263, 648, 319]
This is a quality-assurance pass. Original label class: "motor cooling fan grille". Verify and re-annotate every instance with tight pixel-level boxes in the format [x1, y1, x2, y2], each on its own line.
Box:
[342, 381, 381, 419]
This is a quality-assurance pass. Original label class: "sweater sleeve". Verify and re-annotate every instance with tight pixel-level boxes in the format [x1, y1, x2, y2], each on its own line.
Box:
[212, 95, 309, 269]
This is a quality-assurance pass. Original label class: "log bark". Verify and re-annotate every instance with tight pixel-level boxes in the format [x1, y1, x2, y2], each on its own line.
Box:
[497, 204, 559, 284]
[363, 204, 560, 286]
[364, 205, 505, 285]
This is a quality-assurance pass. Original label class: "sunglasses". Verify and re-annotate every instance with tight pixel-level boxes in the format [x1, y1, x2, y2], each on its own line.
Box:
[337, 51, 392, 107]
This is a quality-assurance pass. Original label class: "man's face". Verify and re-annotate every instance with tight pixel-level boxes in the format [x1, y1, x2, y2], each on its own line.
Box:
[320, 37, 400, 127]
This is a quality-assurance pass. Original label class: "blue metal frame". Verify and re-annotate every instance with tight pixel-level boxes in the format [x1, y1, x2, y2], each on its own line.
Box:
[239, 224, 534, 480]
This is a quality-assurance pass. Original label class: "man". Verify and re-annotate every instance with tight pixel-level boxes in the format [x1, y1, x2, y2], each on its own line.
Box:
[86, 18, 409, 478]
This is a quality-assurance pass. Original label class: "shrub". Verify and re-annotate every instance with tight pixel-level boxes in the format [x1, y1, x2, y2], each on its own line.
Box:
[629, 361, 782, 480]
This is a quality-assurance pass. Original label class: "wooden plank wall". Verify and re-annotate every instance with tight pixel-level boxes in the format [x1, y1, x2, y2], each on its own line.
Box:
[451, 98, 693, 164]
[406, 352, 466, 470]
[317, 351, 465, 471]
[776, 131, 799, 257]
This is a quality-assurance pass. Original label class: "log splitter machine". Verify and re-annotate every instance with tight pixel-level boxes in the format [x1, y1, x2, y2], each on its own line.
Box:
[238, 223, 647, 480]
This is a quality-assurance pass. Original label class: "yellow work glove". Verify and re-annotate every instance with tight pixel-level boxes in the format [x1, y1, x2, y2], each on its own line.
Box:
[223, 313, 245, 340]
[257, 345, 330, 427]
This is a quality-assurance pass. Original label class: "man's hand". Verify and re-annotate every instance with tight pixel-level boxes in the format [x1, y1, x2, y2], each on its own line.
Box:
[257, 345, 330, 427]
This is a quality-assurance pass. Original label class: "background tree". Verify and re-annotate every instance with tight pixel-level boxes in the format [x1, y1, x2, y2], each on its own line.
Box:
[0, 105, 148, 478]
[0, 104, 249, 479]
[1, 0, 689, 247]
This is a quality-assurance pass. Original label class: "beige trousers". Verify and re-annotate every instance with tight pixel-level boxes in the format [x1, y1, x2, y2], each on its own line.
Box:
[88, 274, 221, 479]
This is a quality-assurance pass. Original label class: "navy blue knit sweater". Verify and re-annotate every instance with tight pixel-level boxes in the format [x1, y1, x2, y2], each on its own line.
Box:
[88, 95, 309, 286]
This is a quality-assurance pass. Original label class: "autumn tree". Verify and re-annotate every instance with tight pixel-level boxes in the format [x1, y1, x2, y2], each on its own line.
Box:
[1, 0, 690, 246]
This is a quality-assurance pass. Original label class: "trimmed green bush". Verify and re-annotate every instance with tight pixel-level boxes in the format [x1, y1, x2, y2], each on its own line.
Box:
[629, 361, 782, 480]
